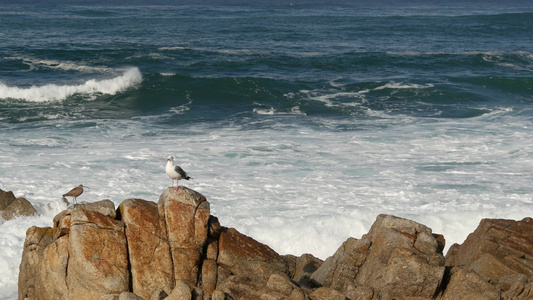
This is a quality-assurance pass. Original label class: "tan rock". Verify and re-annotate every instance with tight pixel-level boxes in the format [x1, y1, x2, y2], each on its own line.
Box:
[445, 217, 533, 284]
[308, 287, 346, 300]
[355, 215, 445, 299]
[166, 280, 192, 300]
[211, 290, 226, 300]
[293, 253, 323, 287]
[159, 187, 210, 286]
[0, 189, 16, 210]
[67, 207, 129, 299]
[310, 237, 370, 291]
[35, 236, 69, 299]
[201, 259, 218, 297]
[2, 197, 37, 220]
[438, 268, 499, 300]
[68, 199, 116, 218]
[265, 273, 296, 296]
[119, 292, 144, 300]
[119, 198, 173, 298]
[18, 226, 54, 300]
[217, 227, 289, 281]
[312, 215, 445, 299]
[150, 288, 168, 300]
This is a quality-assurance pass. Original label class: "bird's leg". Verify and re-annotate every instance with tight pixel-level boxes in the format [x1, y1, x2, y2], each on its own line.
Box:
[174, 180, 179, 190]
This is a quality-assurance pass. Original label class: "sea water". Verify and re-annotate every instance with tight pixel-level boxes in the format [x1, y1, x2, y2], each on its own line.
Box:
[1, 0, 533, 298]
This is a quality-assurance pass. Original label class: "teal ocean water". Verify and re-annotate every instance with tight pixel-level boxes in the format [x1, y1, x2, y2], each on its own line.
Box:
[1, 1, 533, 298]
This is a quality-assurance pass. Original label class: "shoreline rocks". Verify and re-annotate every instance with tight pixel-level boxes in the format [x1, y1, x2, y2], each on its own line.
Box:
[0, 189, 37, 221]
[17, 187, 533, 299]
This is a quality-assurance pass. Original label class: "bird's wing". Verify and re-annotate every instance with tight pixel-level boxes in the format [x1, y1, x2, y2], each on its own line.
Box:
[175, 165, 188, 177]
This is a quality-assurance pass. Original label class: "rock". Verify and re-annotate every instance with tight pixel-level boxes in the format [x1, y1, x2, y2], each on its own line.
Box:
[211, 290, 227, 300]
[310, 237, 370, 291]
[344, 284, 373, 300]
[0, 188, 16, 210]
[216, 226, 290, 299]
[69, 199, 116, 218]
[443, 217, 533, 299]
[209, 215, 222, 239]
[150, 288, 169, 300]
[18, 226, 54, 300]
[2, 197, 37, 220]
[119, 292, 145, 300]
[201, 259, 218, 297]
[265, 273, 296, 296]
[67, 204, 129, 299]
[119, 198, 173, 299]
[159, 187, 210, 287]
[445, 218, 533, 282]
[166, 280, 192, 300]
[293, 253, 323, 287]
[308, 287, 346, 300]
[312, 214, 445, 299]
[24, 185, 533, 300]
[438, 268, 499, 300]
[35, 236, 69, 299]
[217, 227, 289, 281]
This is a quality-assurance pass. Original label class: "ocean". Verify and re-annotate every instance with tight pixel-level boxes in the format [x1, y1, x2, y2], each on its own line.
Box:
[1, 0, 533, 298]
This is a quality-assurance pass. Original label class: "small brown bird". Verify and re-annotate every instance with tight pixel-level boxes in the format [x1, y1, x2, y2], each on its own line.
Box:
[62, 184, 88, 204]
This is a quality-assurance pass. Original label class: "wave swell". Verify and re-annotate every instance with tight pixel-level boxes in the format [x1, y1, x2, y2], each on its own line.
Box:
[0, 67, 142, 102]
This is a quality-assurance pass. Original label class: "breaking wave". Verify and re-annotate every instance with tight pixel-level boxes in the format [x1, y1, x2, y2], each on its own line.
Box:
[0, 67, 142, 102]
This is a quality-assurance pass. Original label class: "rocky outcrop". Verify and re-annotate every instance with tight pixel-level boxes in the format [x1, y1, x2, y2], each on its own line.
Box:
[441, 217, 533, 300]
[311, 214, 445, 299]
[17, 187, 533, 300]
[0, 188, 36, 220]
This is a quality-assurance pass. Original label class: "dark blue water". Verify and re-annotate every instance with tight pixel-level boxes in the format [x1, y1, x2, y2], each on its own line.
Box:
[1, 0, 532, 128]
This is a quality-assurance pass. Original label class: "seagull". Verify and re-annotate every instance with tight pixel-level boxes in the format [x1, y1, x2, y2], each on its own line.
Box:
[166, 156, 191, 190]
[62, 184, 89, 204]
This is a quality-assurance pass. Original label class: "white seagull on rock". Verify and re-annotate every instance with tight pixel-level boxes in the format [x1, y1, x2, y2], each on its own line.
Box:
[166, 156, 191, 190]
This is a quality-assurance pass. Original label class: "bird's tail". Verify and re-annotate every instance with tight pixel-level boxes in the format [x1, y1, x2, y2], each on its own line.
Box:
[185, 176, 192, 180]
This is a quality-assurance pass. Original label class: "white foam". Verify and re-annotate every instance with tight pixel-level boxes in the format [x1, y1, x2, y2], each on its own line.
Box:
[253, 106, 306, 115]
[0, 67, 142, 102]
[374, 82, 434, 90]
[1, 113, 532, 298]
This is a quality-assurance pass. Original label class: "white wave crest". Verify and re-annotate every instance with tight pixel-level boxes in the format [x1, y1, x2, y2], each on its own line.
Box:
[0, 67, 142, 102]
[374, 82, 434, 90]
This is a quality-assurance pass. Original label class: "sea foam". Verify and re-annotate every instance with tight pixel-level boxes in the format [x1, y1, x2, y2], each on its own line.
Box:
[0, 67, 142, 102]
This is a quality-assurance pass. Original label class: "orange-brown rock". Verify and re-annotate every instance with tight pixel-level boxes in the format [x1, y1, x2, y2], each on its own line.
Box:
[35, 236, 69, 300]
[159, 187, 210, 287]
[67, 206, 129, 299]
[216, 226, 290, 298]
[18, 226, 54, 300]
[119, 198, 173, 299]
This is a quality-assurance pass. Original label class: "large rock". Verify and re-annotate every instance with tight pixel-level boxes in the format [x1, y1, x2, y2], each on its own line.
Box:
[311, 214, 445, 299]
[0, 188, 16, 210]
[0, 188, 37, 221]
[2, 197, 37, 220]
[18, 226, 54, 300]
[159, 187, 210, 287]
[443, 217, 533, 299]
[216, 226, 290, 299]
[35, 236, 69, 300]
[66, 203, 129, 299]
[118, 198, 173, 299]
